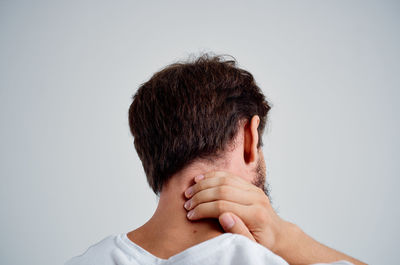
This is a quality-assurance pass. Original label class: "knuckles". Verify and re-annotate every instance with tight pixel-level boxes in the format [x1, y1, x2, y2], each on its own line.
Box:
[219, 176, 231, 186]
[252, 207, 267, 223]
[258, 197, 269, 208]
[255, 188, 270, 206]
[215, 200, 226, 212]
[216, 186, 229, 198]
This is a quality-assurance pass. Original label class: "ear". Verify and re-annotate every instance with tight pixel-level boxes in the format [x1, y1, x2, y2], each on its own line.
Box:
[243, 115, 260, 165]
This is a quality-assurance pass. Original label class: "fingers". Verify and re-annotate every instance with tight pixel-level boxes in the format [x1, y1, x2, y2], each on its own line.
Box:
[185, 173, 258, 199]
[195, 171, 249, 184]
[186, 200, 253, 224]
[219, 212, 255, 242]
[184, 185, 255, 211]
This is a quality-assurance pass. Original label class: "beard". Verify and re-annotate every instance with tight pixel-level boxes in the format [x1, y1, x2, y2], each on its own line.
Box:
[251, 152, 272, 202]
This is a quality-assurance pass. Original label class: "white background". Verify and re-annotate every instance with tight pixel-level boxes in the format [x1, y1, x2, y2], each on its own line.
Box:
[0, 1, 399, 264]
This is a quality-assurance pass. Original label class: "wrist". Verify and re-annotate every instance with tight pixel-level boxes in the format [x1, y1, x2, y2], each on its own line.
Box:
[272, 219, 302, 257]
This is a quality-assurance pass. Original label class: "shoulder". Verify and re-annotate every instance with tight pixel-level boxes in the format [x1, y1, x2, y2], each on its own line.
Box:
[226, 234, 354, 265]
[64, 234, 119, 265]
[226, 234, 289, 265]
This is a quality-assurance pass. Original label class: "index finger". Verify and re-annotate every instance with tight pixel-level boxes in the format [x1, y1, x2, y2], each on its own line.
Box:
[196, 170, 249, 184]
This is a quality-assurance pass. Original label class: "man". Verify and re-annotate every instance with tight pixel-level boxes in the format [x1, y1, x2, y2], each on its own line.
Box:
[66, 54, 366, 265]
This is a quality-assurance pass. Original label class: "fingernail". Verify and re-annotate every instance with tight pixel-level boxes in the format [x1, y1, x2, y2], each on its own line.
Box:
[220, 214, 235, 230]
[185, 186, 193, 198]
[184, 200, 191, 210]
[187, 210, 194, 219]
[194, 174, 204, 182]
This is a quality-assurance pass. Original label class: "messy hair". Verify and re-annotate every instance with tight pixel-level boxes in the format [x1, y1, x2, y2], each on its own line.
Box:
[128, 54, 271, 194]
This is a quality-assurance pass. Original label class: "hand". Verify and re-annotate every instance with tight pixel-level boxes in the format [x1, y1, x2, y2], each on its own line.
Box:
[183, 170, 288, 253]
[183, 170, 367, 265]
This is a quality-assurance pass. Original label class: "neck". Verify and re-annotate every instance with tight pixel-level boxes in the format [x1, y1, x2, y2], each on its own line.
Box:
[127, 167, 225, 259]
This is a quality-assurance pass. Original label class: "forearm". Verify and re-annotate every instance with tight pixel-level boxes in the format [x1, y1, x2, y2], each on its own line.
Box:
[274, 221, 367, 265]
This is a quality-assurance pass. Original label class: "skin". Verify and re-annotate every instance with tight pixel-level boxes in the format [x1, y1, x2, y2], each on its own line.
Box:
[128, 115, 367, 264]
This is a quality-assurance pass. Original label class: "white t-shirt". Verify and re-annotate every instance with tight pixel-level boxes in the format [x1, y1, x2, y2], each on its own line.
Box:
[65, 233, 354, 265]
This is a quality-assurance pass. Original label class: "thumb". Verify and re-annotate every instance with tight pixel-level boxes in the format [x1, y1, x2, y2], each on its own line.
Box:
[219, 212, 256, 242]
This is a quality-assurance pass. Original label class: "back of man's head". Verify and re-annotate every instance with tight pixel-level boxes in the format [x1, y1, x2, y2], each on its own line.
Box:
[128, 54, 271, 195]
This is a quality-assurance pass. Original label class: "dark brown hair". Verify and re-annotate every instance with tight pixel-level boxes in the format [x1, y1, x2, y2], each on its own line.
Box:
[128, 54, 271, 195]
